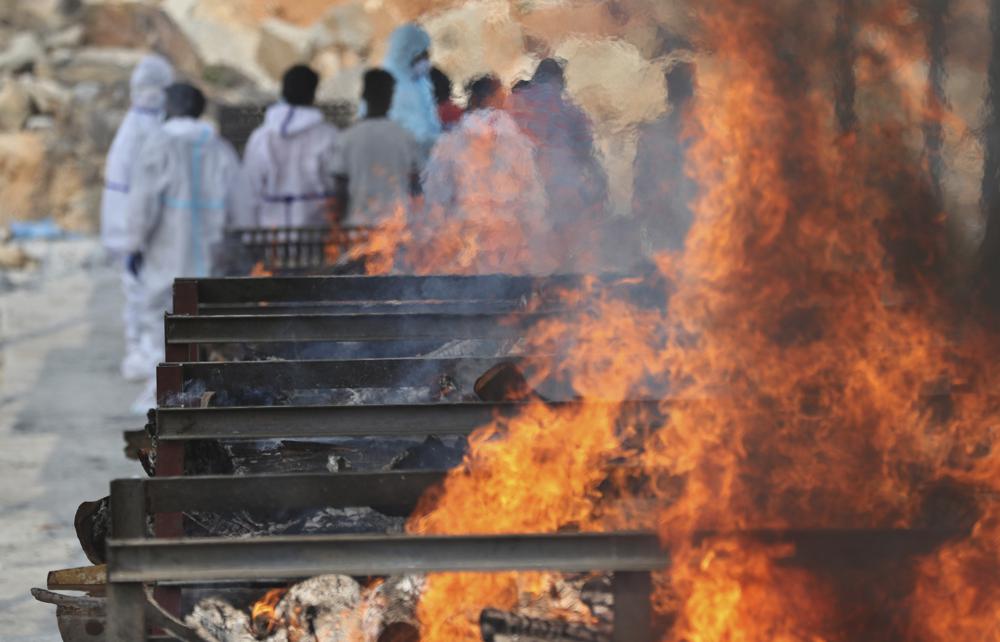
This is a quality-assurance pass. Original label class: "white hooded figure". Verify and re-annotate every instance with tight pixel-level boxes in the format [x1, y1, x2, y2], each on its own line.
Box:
[382, 23, 441, 161]
[100, 53, 174, 380]
[421, 76, 550, 273]
[229, 65, 340, 229]
[125, 83, 240, 413]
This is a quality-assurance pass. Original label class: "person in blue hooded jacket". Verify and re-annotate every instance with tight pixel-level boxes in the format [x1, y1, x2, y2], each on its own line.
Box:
[382, 23, 441, 160]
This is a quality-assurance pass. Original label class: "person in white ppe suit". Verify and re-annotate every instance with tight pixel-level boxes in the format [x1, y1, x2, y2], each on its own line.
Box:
[382, 23, 441, 161]
[229, 65, 340, 229]
[125, 83, 241, 414]
[100, 54, 174, 381]
[422, 75, 550, 273]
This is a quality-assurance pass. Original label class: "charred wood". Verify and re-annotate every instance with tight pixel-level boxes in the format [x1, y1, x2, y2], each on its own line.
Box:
[74, 496, 110, 565]
[479, 609, 611, 642]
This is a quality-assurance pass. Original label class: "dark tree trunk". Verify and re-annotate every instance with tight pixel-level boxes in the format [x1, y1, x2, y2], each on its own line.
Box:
[980, 0, 1000, 302]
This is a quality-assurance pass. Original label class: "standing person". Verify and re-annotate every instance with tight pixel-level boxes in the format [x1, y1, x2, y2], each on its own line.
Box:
[382, 23, 441, 160]
[330, 69, 421, 226]
[431, 67, 462, 131]
[100, 53, 174, 381]
[422, 75, 550, 273]
[632, 61, 699, 253]
[507, 58, 609, 267]
[125, 83, 241, 413]
[230, 65, 340, 229]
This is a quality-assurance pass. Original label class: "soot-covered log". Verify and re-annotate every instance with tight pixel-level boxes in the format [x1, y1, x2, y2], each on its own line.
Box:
[479, 609, 611, 642]
[74, 497, 110, 565]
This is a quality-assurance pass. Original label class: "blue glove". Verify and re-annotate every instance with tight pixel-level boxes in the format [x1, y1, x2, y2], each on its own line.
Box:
[126, 252, 143, 277]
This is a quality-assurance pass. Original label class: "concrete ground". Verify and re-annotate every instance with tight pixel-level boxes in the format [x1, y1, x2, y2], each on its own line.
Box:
[0, 239, 143, 641]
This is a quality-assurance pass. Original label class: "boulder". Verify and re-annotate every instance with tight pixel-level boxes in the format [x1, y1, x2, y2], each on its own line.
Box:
[82, 2, 203, 79]
[0, 243, 33, 270]
[44, 24, 85, 50]
[318, 1, 374, 56]
[19, 75, 72, 117]
[53, 47, 143, 85]
[256, 18, 316, 80]
[0, 33, 46, 75]
[0, 80, 32, 131]
[423, 1, 529, 88]
[0, 133, 46, 224]
[0, 0, 75, 31]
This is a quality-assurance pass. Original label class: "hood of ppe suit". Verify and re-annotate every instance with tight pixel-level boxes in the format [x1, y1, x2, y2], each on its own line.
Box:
[382, 23, 440, 156]
[262, 103, 326, 137]
[130, 54, 174, 111]
[384, 24, 432, 74]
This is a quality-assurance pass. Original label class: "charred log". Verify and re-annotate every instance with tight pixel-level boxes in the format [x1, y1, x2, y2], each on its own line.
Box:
[74, 497, 110, 565]
[479, 609, 611, 642]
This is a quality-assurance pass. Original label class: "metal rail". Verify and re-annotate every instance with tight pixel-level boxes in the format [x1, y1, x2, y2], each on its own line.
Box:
[131, 472, 446, 515]
[164, 311, 553, 344]
[105, 532, 664, 642]
[158, 356, 546, 399]
[107, 532, 666, 582]
[174, 274, 588, 308]
[153, 401, 662, 441]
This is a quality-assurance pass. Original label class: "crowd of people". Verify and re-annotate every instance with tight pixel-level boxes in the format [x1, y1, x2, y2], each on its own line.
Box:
[99, 22, 696, 412]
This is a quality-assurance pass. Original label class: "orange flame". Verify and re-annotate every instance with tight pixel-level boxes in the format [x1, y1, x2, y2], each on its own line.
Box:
[400, 0, 1000, 640]
[250, 587, 286, 637]
[249, 261, 273, 278]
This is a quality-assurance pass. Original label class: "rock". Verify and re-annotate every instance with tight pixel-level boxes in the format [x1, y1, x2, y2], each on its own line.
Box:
[53, 47, 143, 85]
[0, 243, 33, 270]
[160, 0, 274, 90]
[19, 75, 71, 117]
[0, 132, 46, 225]
[423, 1, 529, 88]
[0, 0, 74, 31]
[0, 33, 46, 75]
[318, 1, 373, 56]
[81, 2, 203, 79]
[25, 115, 54, 131]
[256, 18, 316, 80]
[44, 24, 85, 50]
[0, 80, 32, 131]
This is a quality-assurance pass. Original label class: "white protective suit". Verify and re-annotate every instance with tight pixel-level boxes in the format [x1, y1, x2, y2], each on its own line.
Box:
[383, 24, 441, 160]
[422, 108, 550, 272]
[229, 103, 340, 229]
[99, 54, 174, 373]
[127, 117, 241, 363]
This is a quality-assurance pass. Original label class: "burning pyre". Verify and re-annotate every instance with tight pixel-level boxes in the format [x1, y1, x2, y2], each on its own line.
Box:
[349, 1, 1000, 640]
[229, 1, 1000, 640]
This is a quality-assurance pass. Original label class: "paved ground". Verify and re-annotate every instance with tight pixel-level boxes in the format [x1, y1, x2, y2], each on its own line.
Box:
[0, 240, 143, 640]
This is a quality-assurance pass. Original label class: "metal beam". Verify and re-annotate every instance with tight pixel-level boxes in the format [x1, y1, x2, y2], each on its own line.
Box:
[196, 299, 528, 317]
[172, 356, 543, 391]
[107, 532, 667, 583]
[184, 274, 588, 305]
[164, 312, 551, 344]
[154, 401, 664, 441]
[144, 471, 445, 514]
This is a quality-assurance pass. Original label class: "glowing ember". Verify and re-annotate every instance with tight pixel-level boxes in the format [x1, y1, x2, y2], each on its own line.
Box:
[250, 588, 286, 637]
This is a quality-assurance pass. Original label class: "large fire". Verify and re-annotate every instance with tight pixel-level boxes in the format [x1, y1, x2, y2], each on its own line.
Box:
[391, 0, 1000, 640]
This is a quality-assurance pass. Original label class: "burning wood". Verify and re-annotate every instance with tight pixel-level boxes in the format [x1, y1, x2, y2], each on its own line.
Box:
[479, 609, 610, 642]
[187, 575, 423, 642]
